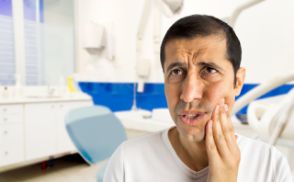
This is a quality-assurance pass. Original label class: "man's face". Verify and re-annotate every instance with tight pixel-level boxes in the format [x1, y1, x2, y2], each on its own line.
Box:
[163, 35, 245, 142]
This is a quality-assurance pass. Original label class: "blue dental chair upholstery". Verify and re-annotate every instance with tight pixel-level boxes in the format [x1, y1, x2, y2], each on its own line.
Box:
[65, 105, 127, 181]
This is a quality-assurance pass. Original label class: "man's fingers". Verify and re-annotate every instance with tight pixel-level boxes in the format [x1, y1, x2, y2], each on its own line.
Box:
[205, 120, 219, 162]
[212, 105, 230, 157]
[219, 104, 238, 151]
[206, 101, 241, 182]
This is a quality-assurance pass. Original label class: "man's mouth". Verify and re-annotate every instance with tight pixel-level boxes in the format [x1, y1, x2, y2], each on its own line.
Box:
[178, 112, 207, 126]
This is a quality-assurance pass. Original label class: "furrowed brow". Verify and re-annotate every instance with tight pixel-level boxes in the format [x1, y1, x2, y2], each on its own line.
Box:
[197, 61, 224, 72]
[166, 62, 186, 73]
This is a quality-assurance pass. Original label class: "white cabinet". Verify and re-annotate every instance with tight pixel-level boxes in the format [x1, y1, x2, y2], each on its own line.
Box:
[0, 105, 23, 125]
[0, 105, 24, 166]
[0, 95, 92, 171]
[0, 124, 24, 165]
[24, 103, 58, 160]
[24, 101, 92, 160]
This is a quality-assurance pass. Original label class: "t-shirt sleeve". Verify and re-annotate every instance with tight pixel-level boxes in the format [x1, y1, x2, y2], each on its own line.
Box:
[103, 143, 125, 182]
[272, 147, 293, 182]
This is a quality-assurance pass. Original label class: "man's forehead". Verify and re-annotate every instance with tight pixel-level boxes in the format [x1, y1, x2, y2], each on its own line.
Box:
[164, 35, 227, 66]
[165, 35, 226, 52]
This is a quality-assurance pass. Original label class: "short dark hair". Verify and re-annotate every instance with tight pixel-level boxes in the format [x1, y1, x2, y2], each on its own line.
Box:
[160, 14, 242, 77]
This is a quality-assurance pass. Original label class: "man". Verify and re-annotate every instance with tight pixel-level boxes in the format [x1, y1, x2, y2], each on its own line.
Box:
[104, 15, 293, 182]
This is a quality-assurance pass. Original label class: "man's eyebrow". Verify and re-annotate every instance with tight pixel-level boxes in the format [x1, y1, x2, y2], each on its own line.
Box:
[197, 61, 224, 71]
[166, 62, 186, 72]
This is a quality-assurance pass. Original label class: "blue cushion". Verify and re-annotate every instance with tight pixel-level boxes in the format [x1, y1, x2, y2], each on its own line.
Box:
[65, 106, 127, 164]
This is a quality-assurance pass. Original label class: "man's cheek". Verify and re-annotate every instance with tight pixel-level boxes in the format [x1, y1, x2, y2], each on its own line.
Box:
[212, 92, 235, 116]
[206, 83, 232, 111]
[207, 85, 227, 104]
[165, 93, 177, 121]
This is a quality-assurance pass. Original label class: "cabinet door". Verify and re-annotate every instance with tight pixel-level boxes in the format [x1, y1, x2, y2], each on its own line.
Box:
[56, 101, 92, 153]
[24, 103, 57, 160]
[0, 124, 24, 166]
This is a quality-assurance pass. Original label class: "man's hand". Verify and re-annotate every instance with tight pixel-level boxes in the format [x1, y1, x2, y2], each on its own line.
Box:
[205, 103, 240, 182]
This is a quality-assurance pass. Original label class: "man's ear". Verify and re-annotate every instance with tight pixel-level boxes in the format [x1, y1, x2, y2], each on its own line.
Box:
[234, 67, 246, 96]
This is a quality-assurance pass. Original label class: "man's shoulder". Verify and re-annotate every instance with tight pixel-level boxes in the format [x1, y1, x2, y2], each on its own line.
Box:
[237, 134, 284, 159]
[236, 136, 292, 181]
[238, 134, 271, 150]
[122, 129, 167, 151]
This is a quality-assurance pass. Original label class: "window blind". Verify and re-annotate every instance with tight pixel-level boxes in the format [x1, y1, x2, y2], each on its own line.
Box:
[0, 0, 16, 85]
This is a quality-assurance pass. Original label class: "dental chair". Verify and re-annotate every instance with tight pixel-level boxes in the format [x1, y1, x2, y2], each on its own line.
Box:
[65, 105, 127, 182]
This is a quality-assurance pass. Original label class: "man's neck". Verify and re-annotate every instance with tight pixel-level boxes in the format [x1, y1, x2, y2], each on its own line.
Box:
[168, 127, 208, 172]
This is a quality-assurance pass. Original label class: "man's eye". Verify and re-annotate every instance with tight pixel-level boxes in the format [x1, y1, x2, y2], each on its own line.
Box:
[201, 66, 221, 81]
[202, 67, 218, 75]
[167, 67, 185, 83]
[171, 68, 183, 76]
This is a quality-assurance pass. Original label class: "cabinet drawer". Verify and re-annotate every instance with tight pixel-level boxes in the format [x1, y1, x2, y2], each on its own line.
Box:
[0, 148, 24, 166]
[0, 114, 22, 124]
[0, 124, 24, 166]
[0, 124, 23, 145]
[0, 105, 23, 115]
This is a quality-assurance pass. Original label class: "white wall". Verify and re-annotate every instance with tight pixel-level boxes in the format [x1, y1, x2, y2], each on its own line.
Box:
[75, 0, 294, 84]
[43, 0, 75, 85]
[75, 0, 143, 82]
[235, 0, 294, 83]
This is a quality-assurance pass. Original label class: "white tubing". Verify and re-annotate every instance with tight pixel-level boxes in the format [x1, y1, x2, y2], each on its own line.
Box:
[228, 0, 265, 27]
[233, 72, 294, 114]
[269, 88, 294, 145]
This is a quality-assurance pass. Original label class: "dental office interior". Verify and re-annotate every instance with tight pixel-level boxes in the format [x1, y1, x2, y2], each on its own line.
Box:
[0, 0, 294, 181]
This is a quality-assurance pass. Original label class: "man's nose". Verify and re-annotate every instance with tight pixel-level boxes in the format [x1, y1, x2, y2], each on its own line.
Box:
[180, 74, 204, 103]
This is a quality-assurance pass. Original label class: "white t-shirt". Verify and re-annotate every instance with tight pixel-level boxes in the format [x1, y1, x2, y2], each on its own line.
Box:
[103, 128, 293, 182]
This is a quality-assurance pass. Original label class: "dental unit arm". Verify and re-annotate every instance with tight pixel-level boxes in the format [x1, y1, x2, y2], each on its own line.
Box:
[233, 73, 294, 114]
[233, 73, 294, 146]
[223, 0, 265, 27]
[136, 0, 183, 92]
[268, 88, 294, 145]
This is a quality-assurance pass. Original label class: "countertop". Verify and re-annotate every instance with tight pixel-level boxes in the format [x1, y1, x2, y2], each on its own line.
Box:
[0, 93, 92, 105]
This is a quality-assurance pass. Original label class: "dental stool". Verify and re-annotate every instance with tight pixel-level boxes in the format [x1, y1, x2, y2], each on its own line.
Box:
[65, 105, 127, 182]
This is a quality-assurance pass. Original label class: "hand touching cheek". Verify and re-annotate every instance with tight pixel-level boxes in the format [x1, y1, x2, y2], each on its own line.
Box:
[205, 103, 240, 182]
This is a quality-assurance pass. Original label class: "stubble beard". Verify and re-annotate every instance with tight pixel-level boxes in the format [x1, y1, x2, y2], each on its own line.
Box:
[174, 100, 213, 143]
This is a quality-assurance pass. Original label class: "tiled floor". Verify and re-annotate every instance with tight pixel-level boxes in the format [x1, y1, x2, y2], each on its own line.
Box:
[0, 154, 106, 182]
